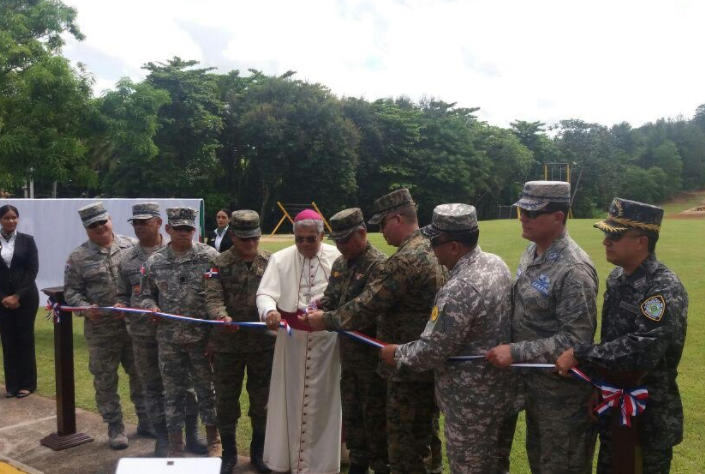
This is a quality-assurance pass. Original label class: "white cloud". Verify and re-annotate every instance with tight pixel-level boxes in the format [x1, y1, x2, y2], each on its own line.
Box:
[62, 0, 705, 127]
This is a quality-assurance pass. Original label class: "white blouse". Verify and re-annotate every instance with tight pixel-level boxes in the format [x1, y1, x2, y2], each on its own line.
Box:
[0, 231, 17, 268]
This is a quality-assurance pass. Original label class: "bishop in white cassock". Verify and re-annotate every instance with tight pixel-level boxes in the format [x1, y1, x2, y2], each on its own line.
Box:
[256, 210, 342, 474]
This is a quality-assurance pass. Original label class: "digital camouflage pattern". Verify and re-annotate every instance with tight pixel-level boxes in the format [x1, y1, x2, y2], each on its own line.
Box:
[573, 253, 688, 471]
[514, 180, 571, 211]
[64, 234, 146, 424]
[205, 246, 274, 437]
[419, 203, 479, 238]
[138, 242, 219, 432]
[322, 230, 446, 473]
[77, 201, 109, 227]
[397, 246, 519, 474]
[138, 242, 219, 343]
[319, 240, 388, 472]
[205, 248, 273, 353]
[511, 231, 599, 474]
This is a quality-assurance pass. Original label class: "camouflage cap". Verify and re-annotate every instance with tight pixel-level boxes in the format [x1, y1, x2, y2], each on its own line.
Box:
[594, 197, 663, 235]
[128, 202, 161, 222]
[368, 188, 416, 225]
[514, 181, 571, 210]
[230, 210, 261, 238]
[78, 202, 109, 227]
[327, 208, 365, 241]
[167, 207, 197, 228]
[421, 203, 479, 239]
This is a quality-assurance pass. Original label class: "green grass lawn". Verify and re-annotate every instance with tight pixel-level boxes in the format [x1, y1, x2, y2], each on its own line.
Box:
[2, 217, 704, 472]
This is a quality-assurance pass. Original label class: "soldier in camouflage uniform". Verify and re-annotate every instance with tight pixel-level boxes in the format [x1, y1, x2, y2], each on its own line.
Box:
[64, 202, 146, 450]
[305, 208, 389, 474]
[486, 181, 599, 474]
[381, 204, 519, 473]
[114, 202, 205, 457]
[138, 207, 221, 457]
[205, 210, 274, 474]
[556, 198, 688, 474]
[308, 190, 446, 474]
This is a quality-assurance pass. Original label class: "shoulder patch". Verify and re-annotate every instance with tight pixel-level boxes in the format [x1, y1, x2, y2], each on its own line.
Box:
[641, 295, 666, 322]
[332, 271, 341, 278]
[430, 306, 439, 322]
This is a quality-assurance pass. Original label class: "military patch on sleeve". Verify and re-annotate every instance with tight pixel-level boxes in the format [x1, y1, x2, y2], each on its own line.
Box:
[430, 306, 439, 322]
[333, 271, 341, 278]
[641, 295, 666, 322]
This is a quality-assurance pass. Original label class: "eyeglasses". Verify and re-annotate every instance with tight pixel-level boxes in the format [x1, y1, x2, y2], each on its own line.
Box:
[295, 236, 318, 244]
[605, 233, 642, 242]
[87, 220, 108, 229]
[521, 209, 556, 219]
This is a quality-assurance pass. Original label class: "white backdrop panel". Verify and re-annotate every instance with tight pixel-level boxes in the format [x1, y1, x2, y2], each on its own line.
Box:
[1, 198, 204, 301]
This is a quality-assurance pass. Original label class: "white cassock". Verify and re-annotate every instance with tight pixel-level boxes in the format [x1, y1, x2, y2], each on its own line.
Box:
[256, 243, 342, 474]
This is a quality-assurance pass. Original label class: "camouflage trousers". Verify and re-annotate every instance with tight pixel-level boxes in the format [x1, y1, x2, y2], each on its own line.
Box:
[497, 411, 520, 474]
[86, 332, 145, 424]
[597, 422, 673, 474]
[132, 335, 199, 430]
[212, 349, 274, 436]
[443, 402, 506, 474]
[341, 365, 389, 472]
[387, 380, 437, 474]
[158, 339, 216, 431]
[524, 375, 597, 474]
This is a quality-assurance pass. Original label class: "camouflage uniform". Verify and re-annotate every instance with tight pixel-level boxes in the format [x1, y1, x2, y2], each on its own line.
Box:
[324, 190, 447, 474]
[116, 235, 199, 433]
[64, 205, 145, 426]
[205, 246, 274, 437]
[319, 208, 389, 473]
[138, 237, 219, 432]
[510, 181, 599, 474]
[396, 204, 519, 474]
[574, 198, 688, 474]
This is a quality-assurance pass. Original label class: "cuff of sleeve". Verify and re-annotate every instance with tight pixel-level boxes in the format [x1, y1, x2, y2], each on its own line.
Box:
[510, 343, 522, 362]
[573, 343, 590, 360]
[394, 346, 403, 369]
[323, 312, 340, 330]
[260, 306, 276, 321]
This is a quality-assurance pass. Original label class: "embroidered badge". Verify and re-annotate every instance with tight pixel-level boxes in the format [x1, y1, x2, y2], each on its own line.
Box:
[204, 267, 219, 279]
[641, 295, 666, 322]
[548, 251, 558, 262]
[430, 306, 439, 322]
[516, 267, 523, 278]
[140, 265, 146, 275]
[531, 274, 551, 296]
[333, 271, 341, 278]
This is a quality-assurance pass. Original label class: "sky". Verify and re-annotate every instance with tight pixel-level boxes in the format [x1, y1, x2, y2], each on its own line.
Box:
[62, 0, 705, 128]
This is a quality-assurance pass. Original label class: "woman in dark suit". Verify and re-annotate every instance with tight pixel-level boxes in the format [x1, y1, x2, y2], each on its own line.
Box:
[207, 208, 233, 252]
[0, 205, 39, 398]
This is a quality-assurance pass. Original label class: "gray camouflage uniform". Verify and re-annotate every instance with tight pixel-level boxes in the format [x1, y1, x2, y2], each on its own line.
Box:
[64, 232, 146, 424]
[510, 181, 599, 474]
[138, 241, 219, 432]
[396, 204, 519, 474]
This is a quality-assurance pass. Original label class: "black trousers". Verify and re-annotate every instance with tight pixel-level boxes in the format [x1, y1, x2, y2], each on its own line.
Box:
[0, 291, 39, 394]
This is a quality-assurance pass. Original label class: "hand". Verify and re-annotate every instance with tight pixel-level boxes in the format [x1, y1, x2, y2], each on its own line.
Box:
[219, 316, 239, 333]
[555, 348, 578, 377]
[85, 305, 102, 321]
[485, 344, 514, 368]
[2, 294, 20, 309]
[587, 387, 599, 423]
[148, 307, 161, 323]
[265, 310, 281, 330]
[301, 309, 326, 331]
[113, 302, 126, 319]
[380, 344, 398, 366]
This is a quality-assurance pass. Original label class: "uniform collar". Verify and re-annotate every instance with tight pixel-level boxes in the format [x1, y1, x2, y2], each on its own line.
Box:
[397, 229, 422, 252]
[87, 234, 120, 254]
[620, 253, 658, 288]
[166, 243, 196, 260]
[451, 245, 481, 277]
[529, 230, 568, 266]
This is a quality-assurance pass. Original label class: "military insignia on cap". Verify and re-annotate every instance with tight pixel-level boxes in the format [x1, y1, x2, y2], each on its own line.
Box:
[641, 295, 665, 322]
[430, 306, 439, 322]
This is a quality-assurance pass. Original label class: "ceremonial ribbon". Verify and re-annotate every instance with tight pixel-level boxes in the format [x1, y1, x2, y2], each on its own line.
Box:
[47, 300, 648, 427]
[570, 367, 648, 427]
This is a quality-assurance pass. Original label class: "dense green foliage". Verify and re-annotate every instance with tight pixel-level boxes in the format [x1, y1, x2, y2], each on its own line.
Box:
[3, 0, 705, 229]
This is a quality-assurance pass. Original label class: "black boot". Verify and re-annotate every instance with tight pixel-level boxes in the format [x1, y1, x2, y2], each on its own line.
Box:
[154, 422, 169, 457]
[220, 433, 237, 474]
[349, 463, 369, 474]
[250, 431, 271, 473]
[185, 414, 208, 455]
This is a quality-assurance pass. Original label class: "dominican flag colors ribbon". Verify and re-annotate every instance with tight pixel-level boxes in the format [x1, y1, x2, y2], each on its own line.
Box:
[570, 367, 648, 427]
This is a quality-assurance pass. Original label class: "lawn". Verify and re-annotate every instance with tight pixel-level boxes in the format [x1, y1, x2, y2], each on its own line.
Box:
[2, 216, 703, 472]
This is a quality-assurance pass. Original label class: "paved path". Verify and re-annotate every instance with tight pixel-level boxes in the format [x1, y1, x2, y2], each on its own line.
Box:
[0, 385, 256, 474]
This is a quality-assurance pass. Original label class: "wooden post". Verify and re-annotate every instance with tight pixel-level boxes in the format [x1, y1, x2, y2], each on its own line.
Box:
[40, 287, 93, 450]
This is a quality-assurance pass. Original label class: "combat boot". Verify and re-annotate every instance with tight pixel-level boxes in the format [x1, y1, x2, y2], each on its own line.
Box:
[220, 433, 237, 474]
[250, 430, 270, 473]
[167, 430, 185, 457]
[206, 424, 222, 457]
[153, 422, 169, 457]
[348, 463, 369, 474]
[108, 421, 128, 450]
[136, 415, 155, 438]
[185, 414, 207, 455]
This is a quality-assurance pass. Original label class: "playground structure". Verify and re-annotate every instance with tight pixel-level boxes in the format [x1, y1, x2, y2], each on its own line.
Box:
[270, 201, 333, 235]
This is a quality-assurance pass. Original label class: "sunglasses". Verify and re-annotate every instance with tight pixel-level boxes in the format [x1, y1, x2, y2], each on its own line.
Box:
[238, 236, 260, 242]
[605, 232, 642, 242]
[295, 236, 319, 244]
[334, 233, 355, 245]
[87, 220, 108, 229]
[430, 236, 457, 248]
[521, 209, 556, 219]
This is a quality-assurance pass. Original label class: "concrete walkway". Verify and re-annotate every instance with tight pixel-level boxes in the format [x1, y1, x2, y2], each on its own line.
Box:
[0, 385, 255, 474]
